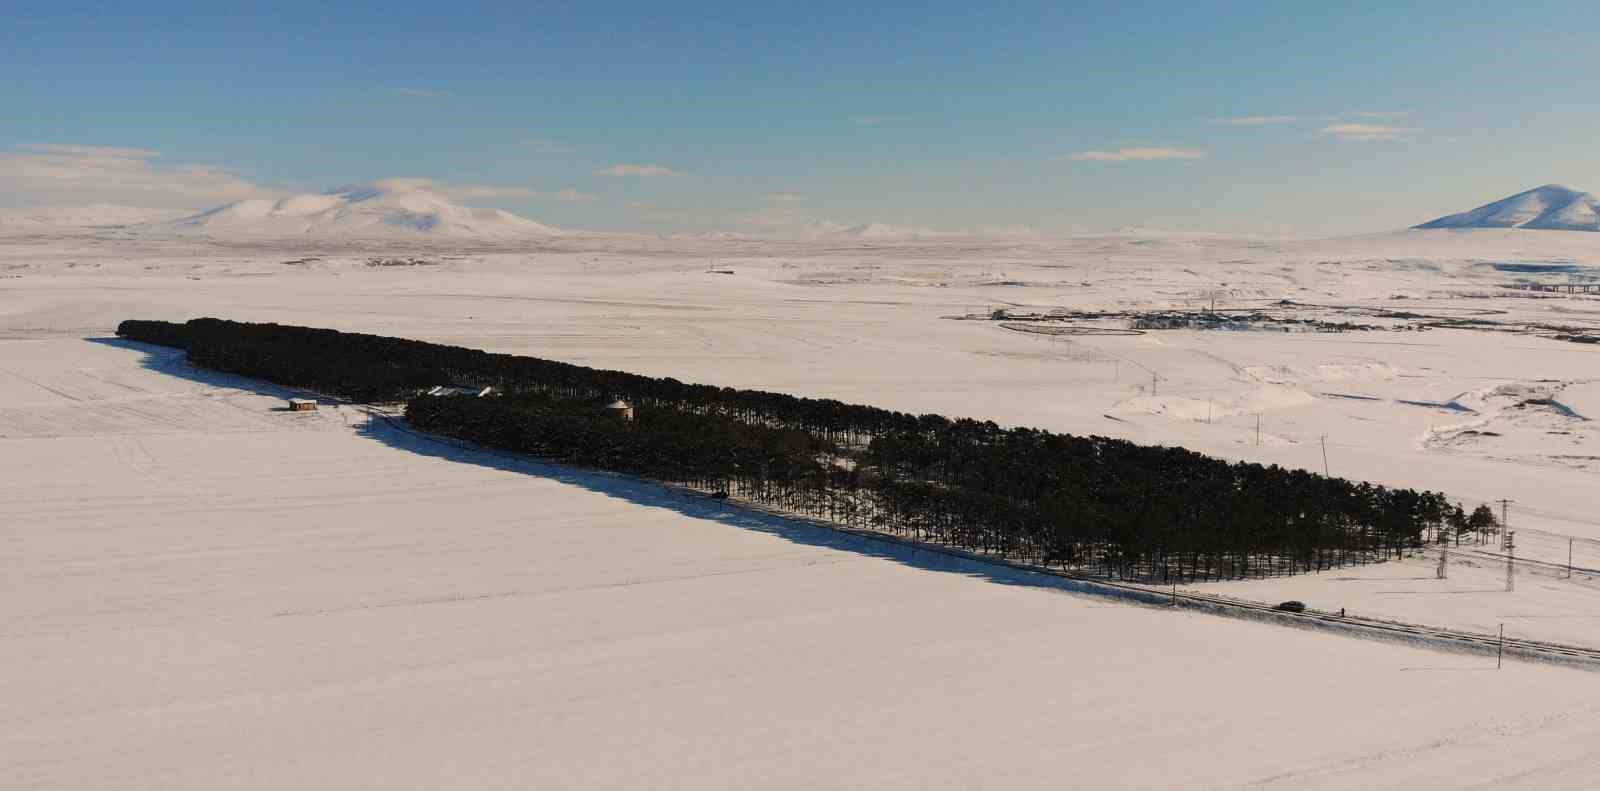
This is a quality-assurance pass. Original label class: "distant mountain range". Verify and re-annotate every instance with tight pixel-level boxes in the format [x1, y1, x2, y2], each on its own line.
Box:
[162, 184, 563, 239]
[14, 182, 1597, 241]
[1417, 185, 1600, 232]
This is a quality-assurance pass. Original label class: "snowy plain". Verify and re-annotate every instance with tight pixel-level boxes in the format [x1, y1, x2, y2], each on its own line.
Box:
[4, 222, 1600, 788]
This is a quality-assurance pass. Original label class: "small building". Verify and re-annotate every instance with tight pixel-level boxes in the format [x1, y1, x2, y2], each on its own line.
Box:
[287, 398, 318, 412]
[426, 385, 495, 398]
[606, 399, 635, 422]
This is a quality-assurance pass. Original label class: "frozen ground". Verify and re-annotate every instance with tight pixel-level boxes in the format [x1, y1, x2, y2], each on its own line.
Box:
[4, 336, 1600, 790]
[3, 227, 1600, 787]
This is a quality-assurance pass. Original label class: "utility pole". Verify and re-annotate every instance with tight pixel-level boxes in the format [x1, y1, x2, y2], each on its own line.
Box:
[1437, 544, 1448, 579]
[1569, 537, 1575, 580]
[1505, 529, 1516, 593]
[1497, 624, 1504, 669]
[1255, 413, 1262, 446]
[1151, 372, 1159, 397]
[1319, 435, 1330, 477]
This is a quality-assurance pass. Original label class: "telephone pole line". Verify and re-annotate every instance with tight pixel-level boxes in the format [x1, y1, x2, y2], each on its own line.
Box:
[1319, 435, 1329, 477]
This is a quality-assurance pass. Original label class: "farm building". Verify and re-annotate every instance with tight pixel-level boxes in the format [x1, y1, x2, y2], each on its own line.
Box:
[287, 398, 318, 412]
[606, 399, 635, 422]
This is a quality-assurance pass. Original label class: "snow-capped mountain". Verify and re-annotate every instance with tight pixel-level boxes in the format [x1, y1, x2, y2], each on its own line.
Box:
[1416, 185, 1600, 232]
[162, 184, 561, 239]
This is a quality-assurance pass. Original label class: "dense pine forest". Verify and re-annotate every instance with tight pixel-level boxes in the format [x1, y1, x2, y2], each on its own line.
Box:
[118, 318, 1499, 584]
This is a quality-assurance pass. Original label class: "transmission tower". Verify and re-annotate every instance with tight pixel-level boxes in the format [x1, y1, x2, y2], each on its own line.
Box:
[1497, 498, 1514, 548]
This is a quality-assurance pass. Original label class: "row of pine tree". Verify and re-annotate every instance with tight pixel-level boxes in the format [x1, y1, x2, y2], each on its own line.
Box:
[118, 318, 1501, 583]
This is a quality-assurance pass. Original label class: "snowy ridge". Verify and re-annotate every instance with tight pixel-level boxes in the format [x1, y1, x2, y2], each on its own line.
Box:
[161, 184, 562, 239]
[1417, 184, 1600, 232]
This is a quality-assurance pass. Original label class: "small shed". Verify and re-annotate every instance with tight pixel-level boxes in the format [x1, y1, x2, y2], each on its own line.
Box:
[606, 399, 635, 422]
[287, 398, 318, 412]
[427, 385, 495, 398]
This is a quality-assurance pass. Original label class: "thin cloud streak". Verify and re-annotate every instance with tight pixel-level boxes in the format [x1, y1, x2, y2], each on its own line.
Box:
[1060, 147, 1206, 162]
[1321, 123, 1417, 141]
[17, 143, 163, 159]
[368, 177, 593, 202]
[1210, 115, 1298, 126]
[594, 163, 679, 177]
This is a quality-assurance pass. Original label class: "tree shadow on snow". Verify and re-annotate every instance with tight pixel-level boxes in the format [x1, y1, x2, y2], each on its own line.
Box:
[91, 336, 1169, 610]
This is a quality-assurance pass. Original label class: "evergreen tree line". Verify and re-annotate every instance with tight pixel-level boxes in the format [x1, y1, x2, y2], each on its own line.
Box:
[117, 317, 1502, 583]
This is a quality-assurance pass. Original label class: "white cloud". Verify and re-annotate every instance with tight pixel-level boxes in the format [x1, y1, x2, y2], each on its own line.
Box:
[1060, 147, 1206, 162]
[17, 143, 163, 159]
[1347, 111, 1410, 119]
[1210, 115, 1298, 126]
[1321, 123, 1417, 141]
[765, 192, 806, 203]
[369, 177, 594, 203]
[368, 177, 435, 192]
[0, 144, 270, 209]
[594, 163, 679, 177]
[448, 184, 598, 202]
[522, 138, 574, 154]
[395, 87, 451, 98]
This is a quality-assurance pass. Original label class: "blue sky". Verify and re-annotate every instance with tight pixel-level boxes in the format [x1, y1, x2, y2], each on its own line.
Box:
[4, 0, 1598, 235]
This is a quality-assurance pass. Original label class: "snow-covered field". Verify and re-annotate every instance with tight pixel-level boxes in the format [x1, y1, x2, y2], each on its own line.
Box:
[4, 225, 1600, 788]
